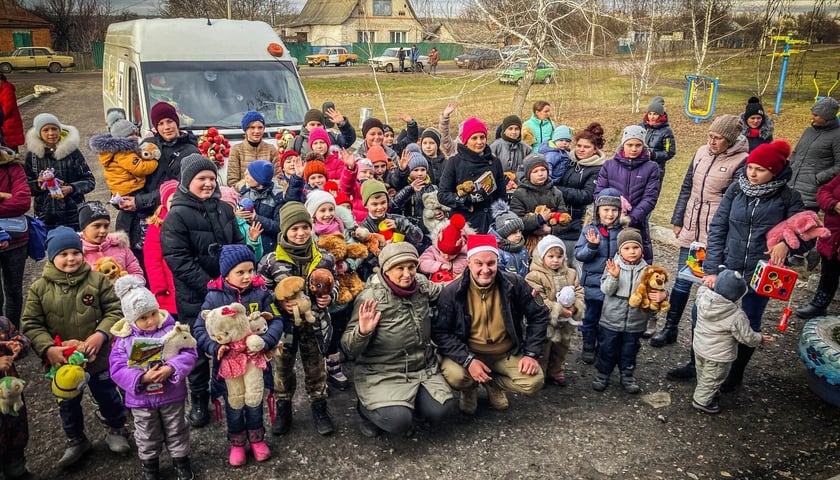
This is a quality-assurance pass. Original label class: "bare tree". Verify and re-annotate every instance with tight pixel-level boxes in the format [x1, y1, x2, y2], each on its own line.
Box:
[28, 0, 113, 51]
[159, 0, 296, 24]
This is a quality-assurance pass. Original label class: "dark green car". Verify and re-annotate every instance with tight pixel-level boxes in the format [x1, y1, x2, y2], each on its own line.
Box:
[498, 61, 555, 86]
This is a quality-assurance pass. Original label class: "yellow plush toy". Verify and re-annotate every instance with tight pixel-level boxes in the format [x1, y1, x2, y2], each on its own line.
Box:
[629, 265, 671, 313]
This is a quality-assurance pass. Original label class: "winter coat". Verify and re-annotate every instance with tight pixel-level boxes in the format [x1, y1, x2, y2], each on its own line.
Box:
[641, 115, 676, 169]
[509, 177, 569, 237]
[239, 182, 285, 253]
[360, 213, 425, 252]
[24, 125, 95, 230]
[599, 255, 654, 333]
[160, 188, 243, 325]
[339, 165, 369, 223]
[426, 152, 447, 185]
[537, 141, 571, 186]
[256, 241, 336, 290]
[523, 114, 553, 150]
[704, 166, 809, 277]
[0, 152, 30, 250]
[788, 117, 840, 209]
[109, 313, 198, 409]
[739, 112, 774, 152]
[555, 149, 606, 241]
[418, 245, 468, 276]
[491, 228, 530, 276]
[575, 222, 622, 301]
[432, 270, 549, 366]
[671, 137, 748, 248]
[692, 286, 763, 362]
[342, 273, 452, 410]
[21, 262, 121, 373]
[490, 138, 531, 178]
[438, 144, 507, 233]
[226, 140, 275, 187]
[292, 121, 357, 158]
[0, 81, 24, 149]
[81, 231, 144, 280]
[133, 132, 200, 214]
[438, 113, 457, 159]
[525, 254, 584, 324]
[89, 134, 157, 196]
[814, 172, 840, 259]
[392, 179, 437, 236]
[144, 217, 177, 314]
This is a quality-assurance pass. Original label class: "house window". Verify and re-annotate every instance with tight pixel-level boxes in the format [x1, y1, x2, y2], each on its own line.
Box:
[12, 31, 32, 48]
[128, 67, 141, 124]
[389, 31, 406, 43]
[358, 31, 375, 43]
[372, 0, 391, 16]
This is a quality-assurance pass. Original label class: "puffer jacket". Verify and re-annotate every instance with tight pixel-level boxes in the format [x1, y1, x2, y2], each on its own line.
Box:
[525, 254, 584, 323]
[692, 286, 763, 362]
[491, 228, 530, 277]
[575, 222, 621, 301]
[509, 176, 569, 237]
[360, 212, 426, 252]
[704, 166, 809, 277]
[641, 114, 676, 169]
[256, 241, 336, 290]
[438, 143, 507, 233]
[555, 149, 606, 242]
[134, 132, 200, 213]
[817, 172, 840, 260]
[432, 270, 549, 366]
[24, 125, 95, 230]
[490, 138, 530, 178]
[0, 151, 30, 249]
[342, 273, 452, 410]
[523, 114, 553, 149]
[426, 151, 447, 185]
[339, 165, 368, 223]
[739, 112, 774, 152]
[160, 188, 243, 325]
[537, 141, 571, 186]
[21, 262, 121, 373]
[144, 214, 177, 314]
[788, 117, 840, 209]
[89, 133, 157, 196]
[239, 182, 285, 253]
[355, 141, 399, 164]
[81, 231, 145, 280]
[392, 179, 436, 236]
[109, 313, 198, 409]
[599, 255, 654, 333]
[226, 140, 275, 187]
[671, 137, 748, 248]
[0, 81, 24, 149]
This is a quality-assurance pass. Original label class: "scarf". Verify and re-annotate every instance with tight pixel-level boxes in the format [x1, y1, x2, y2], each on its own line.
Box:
[737, 174, 788, 200]
[498, 235, 525, 253]
[279, 237, 313, 268]
[501, 133, 520, 143]
[381, 273, 418, 298]
[314, 216, 345, 236]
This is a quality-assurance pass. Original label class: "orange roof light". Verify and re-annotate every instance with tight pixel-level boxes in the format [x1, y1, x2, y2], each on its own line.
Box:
[267, 43, 284, 57]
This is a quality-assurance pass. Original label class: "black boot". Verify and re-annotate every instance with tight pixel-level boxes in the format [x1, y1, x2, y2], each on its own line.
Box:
[795, 289, 832, 319]
[311, 398, 335, 435]
[172, 457, 194, 480]
[271, 399, 292, 436]
[720, 343, 755, 392]
[651, 288, 690, 347]
[581, 330, 597, 364]
[666, 346, 696, 381]
[141, 458, 160, 480]
[188, 392, 210, 428]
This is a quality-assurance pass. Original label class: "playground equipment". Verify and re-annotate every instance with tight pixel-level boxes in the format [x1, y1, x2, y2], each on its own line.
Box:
[684, 74, 719, 123]
[769, 34, 809, 115]
[813, 71, 839, 103]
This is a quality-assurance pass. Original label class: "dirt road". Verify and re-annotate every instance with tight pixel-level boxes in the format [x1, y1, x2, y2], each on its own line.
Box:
[12, 75, 840, 480]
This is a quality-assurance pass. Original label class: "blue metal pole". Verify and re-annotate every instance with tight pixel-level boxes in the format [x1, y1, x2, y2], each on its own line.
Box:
[774, 36, 792, 114]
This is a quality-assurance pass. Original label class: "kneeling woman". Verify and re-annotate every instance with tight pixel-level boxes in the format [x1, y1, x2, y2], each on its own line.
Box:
[342, 243, 457, 437]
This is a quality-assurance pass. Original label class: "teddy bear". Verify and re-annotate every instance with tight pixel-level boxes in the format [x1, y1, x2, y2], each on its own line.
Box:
[308, 267, 334, 298]
[422, 191, 451, 234]
[316, 235, 366, 305]
[504, 171, 518, 192]
[94, 256, 127, 282]
[0, 376, 25, 416]
[766, 210, 830, 251]
[202, 303, 266, 409]
[548, 211, 572, 226]
[351, 227, 387, 257]
[456, 180, 475, 197]
[39, 168, 63, 197]
[139, 142, 161, 161]
[275, 129, 296, 153]
[274, 276, 316, 326]
[629, 265, 671, 313]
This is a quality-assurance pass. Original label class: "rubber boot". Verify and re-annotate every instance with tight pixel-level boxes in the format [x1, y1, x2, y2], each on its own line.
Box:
[271, 399, 292, 436]
[141, 458, 160, 480]
[248, 427, 271, 462]
[188, 392, 210, 428]
[172, 456, 194, 480]
[795, 289, 832, 320]
[581, 330, 597, 364]
[228, 432, 247, 467]
[720, 343, 755, 392]
[666, 346, 696, 381]
[651, 288, 690, 347]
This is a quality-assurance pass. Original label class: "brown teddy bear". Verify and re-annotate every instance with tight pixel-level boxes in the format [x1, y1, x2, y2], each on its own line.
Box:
[274, 276, 316, 326]
[94, 256, 127, 282]
[629, 265, 670, 313]
[456, 180, 475, 197]
[350, 227, 386, 257]
[308, 267, 334, 298]
[316, 234, 367, 305]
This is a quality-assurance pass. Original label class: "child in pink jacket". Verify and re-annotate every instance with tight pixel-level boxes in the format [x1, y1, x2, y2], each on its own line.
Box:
[78, 200, 144, 280]
[418, 213, 470, 278]
[339, 150, 375, 223]
[143, 180, 178, 317]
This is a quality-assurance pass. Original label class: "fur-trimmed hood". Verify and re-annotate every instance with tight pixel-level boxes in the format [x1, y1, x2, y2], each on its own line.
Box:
[25, 123, 81, 159]
[81, 231, 130, 254]
[89, 133, 139, 154]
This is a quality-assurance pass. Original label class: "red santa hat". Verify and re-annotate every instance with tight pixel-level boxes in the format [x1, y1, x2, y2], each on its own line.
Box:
[467, 234, 499, 259]
[437, 214, 467, 256]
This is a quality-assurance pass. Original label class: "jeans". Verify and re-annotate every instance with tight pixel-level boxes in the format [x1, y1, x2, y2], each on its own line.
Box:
[0, 244, 27, 328]
[59, 368, 126, 439]
[741, 288, 769, 332]
[595, 327, 643, 375]
[225, 403, 264, 435]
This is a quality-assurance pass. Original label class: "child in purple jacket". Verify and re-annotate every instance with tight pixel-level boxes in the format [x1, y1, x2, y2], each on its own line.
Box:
[109, 275, 198, 480]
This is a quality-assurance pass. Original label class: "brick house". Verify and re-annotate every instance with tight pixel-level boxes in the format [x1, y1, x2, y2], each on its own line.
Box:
[0, 0, 51, 53]
[287, 0, 425, 45]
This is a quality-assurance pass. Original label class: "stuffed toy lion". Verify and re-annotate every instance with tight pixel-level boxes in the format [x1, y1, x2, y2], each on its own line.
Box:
[316, 235, 365, 305]
[94, 256, 127, 282]
[766, 210, 830, 251]
[628, 265, 670, 313]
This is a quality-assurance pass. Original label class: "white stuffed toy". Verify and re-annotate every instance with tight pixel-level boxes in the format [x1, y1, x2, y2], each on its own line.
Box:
[202, 303, 267, 409]
[547, 286, 581, 342]
[0, 376, 25, 416]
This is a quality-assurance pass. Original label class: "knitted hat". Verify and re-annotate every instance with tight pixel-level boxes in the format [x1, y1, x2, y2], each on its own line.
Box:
[744, 97, 765, 119]
[304, 108, 324, 126]
[523, 153, 549, 178]
[179, 153, 217, 186]
[536, 234, 565, 261]
[366, 145, 388, 165]
[552, 125, 572, 142]
[437, 214, 467, 255]
[357, 158, 374, 173]
[406, 143, 428, 171]
[747, 140, 791, 176]
[323, 180, 339, 195]
[460, 117, 488, 144]
[219, 185, 240, 204]
[241, 110, 266, 131]
[279, 202, 311, 238]
[150, 102, 179, 128]
[595, 188, 623, 209]
[110, 119, 138, 138]
[335, 192, 352, 206]
[33, 113, 61, 132]
[159, 179, 178, 207]
[379, 242, 419, 272]
[620, 125, 646, 146]
[305, 189, 336, 217]
[303, 160, 327, 181]
[647, 96, 665, 115]
[812, 97, 840, 121]
[247, 160, 275, 187]
[714, 269, 748, 302]
[467, 234, 499, 258]
[279, 149, 299, 169]
[77, 200, 110, 231]
[106, 109, 125, 129]
[362, 118, 385, 138]
[114, 276, 159, 324]
[308, 127, 331, 149]
[219, 244, 255, 278]
[501, 115, 522, 132]
[495, 211, 524, 238]
[617, 227, 643, 249]
[382, 124, 394, 135]
[420, 127, 441, 147]
[361, 179, 387, 205]
[46, 226, 82, 262]
[709, 114, 742, 144]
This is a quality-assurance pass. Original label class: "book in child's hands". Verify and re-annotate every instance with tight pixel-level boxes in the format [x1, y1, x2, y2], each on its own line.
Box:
[475, 171, 496, 195]
[128, 337, 164, 369]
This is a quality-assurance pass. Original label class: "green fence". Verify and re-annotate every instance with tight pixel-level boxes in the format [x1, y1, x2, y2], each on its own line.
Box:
[284, 42, 463, 64]
[92, 41, 104, 69]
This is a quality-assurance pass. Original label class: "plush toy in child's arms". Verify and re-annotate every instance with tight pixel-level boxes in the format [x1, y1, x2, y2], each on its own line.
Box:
[629, 265, 670, 313]
[0, 376, 25, 416]
[94, 256, 127, 282]
[274, 277, 316, 326]
[39, 168, 63, 197]
[766, 210, 830, 250]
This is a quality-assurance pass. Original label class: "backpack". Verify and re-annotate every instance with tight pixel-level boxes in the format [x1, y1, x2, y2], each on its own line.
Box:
[26, 215, 48, 261]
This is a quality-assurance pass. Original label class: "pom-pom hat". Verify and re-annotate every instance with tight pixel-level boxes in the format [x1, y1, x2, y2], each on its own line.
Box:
[746, 140, 791, 176]
[437, 214, 467, 255]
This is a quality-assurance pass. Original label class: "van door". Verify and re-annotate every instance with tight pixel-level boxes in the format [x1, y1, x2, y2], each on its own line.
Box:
[127, 66, 143, 124]
[328, 49, 339, 65]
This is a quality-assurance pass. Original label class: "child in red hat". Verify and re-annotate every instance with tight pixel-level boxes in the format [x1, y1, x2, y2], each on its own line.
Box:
[419, 213, 471, 278]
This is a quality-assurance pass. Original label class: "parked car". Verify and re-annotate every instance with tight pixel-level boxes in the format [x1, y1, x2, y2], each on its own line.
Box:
[498, 61, 556, 86]
[454, 48, 501, 70]
[305, 47, 359, 67]
[369, 48, 430, 73]
[500, 45, 529, 60]
[0, 47, 75, 73]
